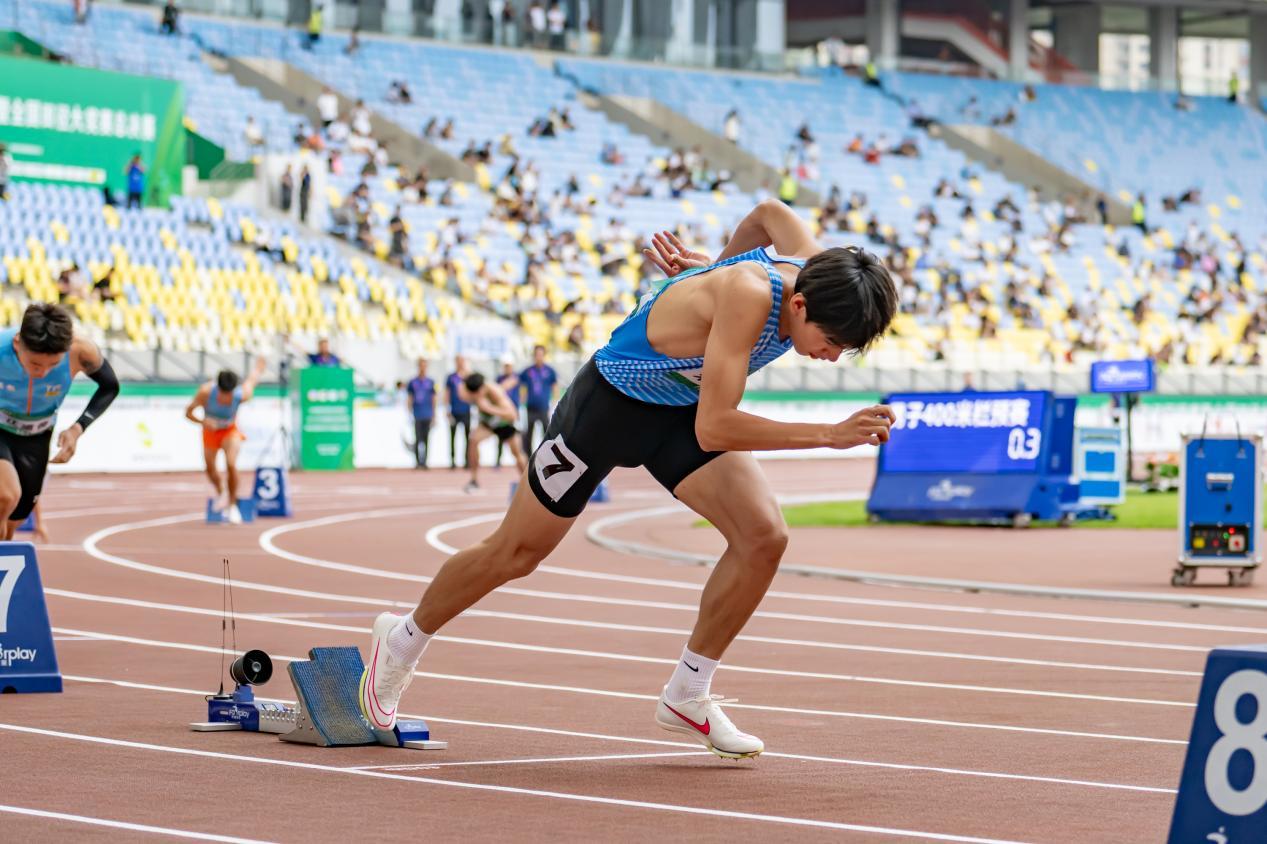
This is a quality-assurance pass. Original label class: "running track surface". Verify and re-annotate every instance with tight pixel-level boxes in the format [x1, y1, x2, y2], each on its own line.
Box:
[2, 460, 1258, 842]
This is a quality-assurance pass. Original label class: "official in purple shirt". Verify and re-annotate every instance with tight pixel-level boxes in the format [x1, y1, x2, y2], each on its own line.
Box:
[445, 354, 472, 469]
[308, 338, 341, 367]
[518, 344, 558, 454]
[405, 358, 436, 468]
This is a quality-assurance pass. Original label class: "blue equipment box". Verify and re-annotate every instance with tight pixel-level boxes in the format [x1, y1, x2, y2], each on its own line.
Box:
[1173, 433, 1261, 587]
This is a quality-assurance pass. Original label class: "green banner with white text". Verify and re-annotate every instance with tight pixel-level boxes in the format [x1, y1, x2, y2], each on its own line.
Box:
[0, 54, 184, 205]
[293, 367, 355, 471]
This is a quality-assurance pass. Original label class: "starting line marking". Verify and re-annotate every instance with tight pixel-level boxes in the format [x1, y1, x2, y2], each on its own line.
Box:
[48, 623, 1193, 747]
[61, 672, 1179, 793]
[0, 804, 274, 843]
[0, 722, 1033, 843]
[349, 751, 711, 771]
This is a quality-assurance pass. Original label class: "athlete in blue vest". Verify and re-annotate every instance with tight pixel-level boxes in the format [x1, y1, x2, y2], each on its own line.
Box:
[0, 303, 120, 539]
[361, 200, 898, 758]
[185, 357, 267, 524]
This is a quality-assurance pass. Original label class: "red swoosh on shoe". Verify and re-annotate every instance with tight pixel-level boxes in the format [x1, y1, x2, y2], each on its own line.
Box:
[664, 702, 710, 736]
[366, 641, 395, 728]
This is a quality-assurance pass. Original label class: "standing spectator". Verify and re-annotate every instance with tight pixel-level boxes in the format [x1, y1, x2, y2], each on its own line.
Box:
[777, 169, 797, 206]
[244, 116, 265, 148]
[528, 1, 547, 49]
[723, 108, 740, 144]
[1131, 193, 1147, 235]
[0, 143, 9, 201]
[494, 355, 520, 467]
[584, 16, 600, 54]
[306, 3, 323, 49]
[160, 0, 179, 34]
[124, 154, 145, 209]
[546, 1, 566, 50]
[1095, 193, 1108, 226]
[308, 338, 341, 366]
[389, 207, 410, 267]
[489, 0, 507, 45]
[405, 358, 436, 469]
[317, 86, 338, 130]
[279, 165, 294, 212]
[298, 166, 312, 224]
[73, 0, 89, 23]
[518, 344, 556, 453]
[445, 355, 473, 470]
[345, 26, 360, 56]
[1229, 72, 1240, 104]
[350, 99, 373, 138]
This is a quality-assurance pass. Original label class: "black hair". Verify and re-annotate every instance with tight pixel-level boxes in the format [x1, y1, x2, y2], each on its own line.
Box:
[533, 344, 546, 354]
[794, 246, 898, 354]
[464, 373, 485, 392]
[19, 303, 74, 354]
[217, 370, 240, 392]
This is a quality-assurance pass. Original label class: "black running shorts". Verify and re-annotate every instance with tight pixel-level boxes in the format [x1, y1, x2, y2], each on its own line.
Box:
[526, 359, 722, 518]
[0, 427, 52, 521]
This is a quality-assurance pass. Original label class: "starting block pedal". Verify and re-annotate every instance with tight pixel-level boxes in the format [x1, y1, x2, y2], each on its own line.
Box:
[15, 513, 34, 532]
[190, 646, 445, 751]
[206, 498, 257, 524]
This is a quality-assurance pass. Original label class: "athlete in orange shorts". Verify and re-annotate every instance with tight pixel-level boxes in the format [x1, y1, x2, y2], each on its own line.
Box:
[185, 358, 266, 523]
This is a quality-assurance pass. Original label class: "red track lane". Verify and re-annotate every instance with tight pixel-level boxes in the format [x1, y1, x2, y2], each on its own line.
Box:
[0, 462, 1236, 841]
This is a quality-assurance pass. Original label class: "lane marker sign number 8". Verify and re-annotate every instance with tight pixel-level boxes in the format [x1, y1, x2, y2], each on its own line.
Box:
[1205, 669, 1267, 816]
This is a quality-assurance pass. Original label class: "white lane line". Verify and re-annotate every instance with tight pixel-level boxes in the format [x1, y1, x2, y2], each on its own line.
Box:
[0, 723, 1032, 843]
[44, 589, 1198, 707]
[54, 631, 1188, 746]
[0, 804, 274, 843]
[64, 673, 1180, 794]
[423, 508, 1267, 637]
[585, 503, 1267, 612]
[82, 520, 1209, 678]
[349, 751, 710, 770]
[265, 510, 1213, 658]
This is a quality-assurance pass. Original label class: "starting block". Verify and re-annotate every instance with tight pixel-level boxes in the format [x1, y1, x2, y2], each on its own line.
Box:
[1169, 645, 1267, 841]
[15, 513, 34, 532]
[191, 646, 445, 751]
[206, 498, 257, 524]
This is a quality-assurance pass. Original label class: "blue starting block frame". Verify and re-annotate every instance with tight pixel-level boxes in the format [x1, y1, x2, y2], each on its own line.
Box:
[190, 646, 444, 751]
[206, 498, 257, 524]
[0, 542, 60, 693]
[1169, 645, 1267, 841]
[15, 513, 34, 533]
[1173, 433, 1262, 587]
[253, 466, 292, 518]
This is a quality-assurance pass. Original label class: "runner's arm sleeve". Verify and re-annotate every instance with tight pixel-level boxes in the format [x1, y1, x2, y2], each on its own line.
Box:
[75, 358, 120, 431]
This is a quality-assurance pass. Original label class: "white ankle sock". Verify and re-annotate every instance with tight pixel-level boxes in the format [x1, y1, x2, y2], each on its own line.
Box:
[665, 646, 719, 703]
[386, 614, 431, 664]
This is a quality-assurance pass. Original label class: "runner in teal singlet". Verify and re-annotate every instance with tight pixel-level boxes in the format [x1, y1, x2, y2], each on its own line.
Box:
[0, 303, 119, 540]
[361, 200, 899, 758]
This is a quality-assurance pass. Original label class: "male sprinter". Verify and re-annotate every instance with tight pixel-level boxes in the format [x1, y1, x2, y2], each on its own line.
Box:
[0, 303, 119, 539]
[361, 199, 898, 758]
[461, 372, 527, 493]
[185, 357, 267, 523]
